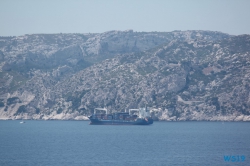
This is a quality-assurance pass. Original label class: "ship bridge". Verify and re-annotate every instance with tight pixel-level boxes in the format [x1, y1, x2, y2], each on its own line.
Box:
[129, 107, 150, 118]
[94, 108, 108, 114]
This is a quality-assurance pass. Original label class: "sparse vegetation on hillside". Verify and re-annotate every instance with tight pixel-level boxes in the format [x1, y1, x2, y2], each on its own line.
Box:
[0, 30, 250, 121]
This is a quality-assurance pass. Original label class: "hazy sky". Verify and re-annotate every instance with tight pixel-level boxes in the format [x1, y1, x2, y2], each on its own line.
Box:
[1, 0, 250, 36]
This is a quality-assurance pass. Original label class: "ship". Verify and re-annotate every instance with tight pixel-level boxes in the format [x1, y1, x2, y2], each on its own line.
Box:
[88, 107, 153, 125]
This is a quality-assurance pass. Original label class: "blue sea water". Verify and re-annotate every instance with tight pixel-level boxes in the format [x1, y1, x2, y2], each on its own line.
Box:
[0, 121, 250, 166]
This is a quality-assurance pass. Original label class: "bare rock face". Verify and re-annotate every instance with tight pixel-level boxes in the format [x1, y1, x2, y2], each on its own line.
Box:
[1, 30, 250, 121]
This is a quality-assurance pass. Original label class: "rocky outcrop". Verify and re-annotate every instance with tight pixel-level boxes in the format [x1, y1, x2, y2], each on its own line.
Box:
[1, 30, 250, 121]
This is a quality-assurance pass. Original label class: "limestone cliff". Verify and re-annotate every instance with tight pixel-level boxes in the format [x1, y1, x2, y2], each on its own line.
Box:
[1, 30, 249, 121]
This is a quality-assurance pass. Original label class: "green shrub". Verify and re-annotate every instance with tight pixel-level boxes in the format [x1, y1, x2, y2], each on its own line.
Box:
[0, 101, 4, 107]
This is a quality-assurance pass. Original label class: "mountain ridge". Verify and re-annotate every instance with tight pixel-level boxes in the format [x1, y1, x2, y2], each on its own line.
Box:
[1, 30, 250, 121]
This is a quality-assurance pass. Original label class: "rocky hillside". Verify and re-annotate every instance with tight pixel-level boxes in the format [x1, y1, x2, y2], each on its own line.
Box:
[1, 30, 250, 121]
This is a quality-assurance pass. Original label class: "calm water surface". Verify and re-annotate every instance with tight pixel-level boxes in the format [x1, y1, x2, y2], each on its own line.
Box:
[0, 121, 249, 166]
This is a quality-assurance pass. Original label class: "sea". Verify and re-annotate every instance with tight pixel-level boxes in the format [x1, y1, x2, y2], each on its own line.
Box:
[0, 120, 249, 166]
